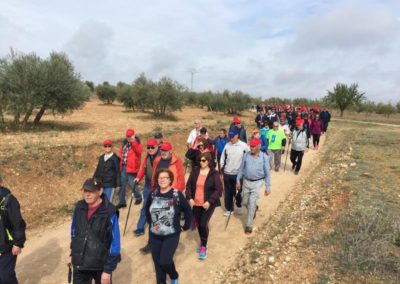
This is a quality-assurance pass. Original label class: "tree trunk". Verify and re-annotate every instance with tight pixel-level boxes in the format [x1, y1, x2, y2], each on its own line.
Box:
[33, 106, 46, 124]
[0, 105, 4, 124]
[22, 107, 34, 125]
[340, 109, 344, 117]
[14, 113, 20, 125]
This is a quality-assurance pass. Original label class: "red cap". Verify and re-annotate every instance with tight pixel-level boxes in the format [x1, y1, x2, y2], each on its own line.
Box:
[103, 139, 113, 146]
[146, 138, 158, 147]
[233, 117, 241, 124]
[126, 128, 135, 137]
[296, 118, 304, 126]
[249, 138, 261, 147]
[160, 142, 172, 151]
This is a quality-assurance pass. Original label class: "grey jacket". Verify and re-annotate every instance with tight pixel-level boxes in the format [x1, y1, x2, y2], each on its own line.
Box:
[291, 129, 309, 151]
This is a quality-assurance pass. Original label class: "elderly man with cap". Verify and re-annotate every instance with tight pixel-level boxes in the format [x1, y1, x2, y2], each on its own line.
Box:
[117, 128, 143, 209]
[236, 138, 271, 234]
[133, 138, 160, 236]
[290, 120, 309, 175]
[267, 121, 287, 172]
[0, 174, 26, 284]
[68, 178, 121, 284]
[229, 117, 248, 143]
[220, 129, 249, 216]
[93, 139, 121, 202]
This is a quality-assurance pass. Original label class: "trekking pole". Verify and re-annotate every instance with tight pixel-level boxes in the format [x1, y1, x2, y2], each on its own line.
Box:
[283, 139, 291, 172]
[123, 181, 138, 236]
[225, 189, 237, 230]
[68, 264, 72, 283]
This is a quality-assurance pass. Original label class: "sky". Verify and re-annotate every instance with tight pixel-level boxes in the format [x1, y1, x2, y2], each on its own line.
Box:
[1, 0, 400, 102]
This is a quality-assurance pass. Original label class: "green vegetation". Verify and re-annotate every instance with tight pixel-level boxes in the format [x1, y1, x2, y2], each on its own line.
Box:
[325, 82, 366, 117]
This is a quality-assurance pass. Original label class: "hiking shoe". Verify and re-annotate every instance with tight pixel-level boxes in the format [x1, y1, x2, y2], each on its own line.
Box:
[223, 211, 233, 217]
[294, 171, 299, 175]
[199, 246, 207, 260]
[134, 198, 142, 205]
[196, 243, 201, 253]
[139, 244, 151, 254]
[116, 203, 127, 209]
[170, 279, 179, 284]
[292, 163, 296, 170]
[133, 229, 145, 236]
[274, 168, 279, 172]
[245, 227, 252, 234]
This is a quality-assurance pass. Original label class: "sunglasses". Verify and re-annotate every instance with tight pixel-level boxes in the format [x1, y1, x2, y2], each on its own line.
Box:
[147, 146, 156, 150]
[104, 145, 112, 148]
[197, 144, 204, 148]
[199, 159, 207, 163]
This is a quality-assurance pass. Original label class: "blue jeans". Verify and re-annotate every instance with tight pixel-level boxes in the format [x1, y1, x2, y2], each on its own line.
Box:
[103, 187, 115, 202]
[136, 181, 151, 230]
[119, 166, 140, 205]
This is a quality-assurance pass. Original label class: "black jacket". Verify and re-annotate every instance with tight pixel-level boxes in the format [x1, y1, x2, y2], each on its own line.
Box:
[0, 187, 26, 253]
[93, 153, 121, 188]
[71, 196, 120, 272]
[185, 168, 222, 207]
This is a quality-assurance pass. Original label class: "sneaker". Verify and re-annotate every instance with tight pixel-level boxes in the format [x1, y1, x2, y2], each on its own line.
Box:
[292, 163, 296, 170]
[245, 227, 252, 234]
[196, 243, 201, 253]
[116, 203, 127, 209]
[134, 198, 142, 205]
[274, 168, 279, 172]
[133, 228, 145, 236]
[199, 246, 207, 260]
[235, 207, 243, 215]
[223, 211, 233, 217]
[170, 279, 179, 284]
[139, 243, 151, 254]
[294, 171, 299, 175]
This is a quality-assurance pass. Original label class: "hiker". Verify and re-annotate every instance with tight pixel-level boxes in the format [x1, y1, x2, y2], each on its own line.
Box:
[290, 121, 309, 175]
[0, 174, 26, 284]
[260, 121, 270, 140]
[320, 108, 331, 132]
[212, 128, 228, 173]
[186, 119, 202, 148]
[154, 132, 164, 146]
[254, 108, 266, 129]
[185, 152, 223, 260]
[93, 139, 121, 202]
[229, 117, 248, 143]
[68, 178, 121, 284]
[236, 138, 271, 234]
[133, 138, 160, 236]
[118, 128, 143, 209]
[220, 129, 249, 216]
[265, 107, 278, 129]
[251, 128, 268, 153]
[310, 113, 324, 150]
[279, 113, 291, 137]
[140, 142, 185, 254]
[267, 121, 287, 172]
[145, 169, 192, 284]
[185, 137, 215, 168]
[192, 127, 213, 152]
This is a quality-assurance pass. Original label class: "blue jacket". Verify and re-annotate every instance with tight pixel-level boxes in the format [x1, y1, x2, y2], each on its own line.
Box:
[213, 136, 228, 158]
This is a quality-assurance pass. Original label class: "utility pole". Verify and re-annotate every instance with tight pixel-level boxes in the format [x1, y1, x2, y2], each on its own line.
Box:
[188, 68, 197, 91]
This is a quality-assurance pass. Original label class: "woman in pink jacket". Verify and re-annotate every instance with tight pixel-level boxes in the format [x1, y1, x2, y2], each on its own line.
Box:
[309, 113, 324, 150]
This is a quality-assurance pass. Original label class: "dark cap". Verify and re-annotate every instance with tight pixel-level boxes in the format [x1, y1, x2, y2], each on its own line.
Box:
[228, 129, 238, 138]
[82, 178, 103, 192]
[154, 132, 163, 139]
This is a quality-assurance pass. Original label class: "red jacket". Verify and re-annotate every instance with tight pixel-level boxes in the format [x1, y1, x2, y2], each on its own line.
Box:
[151, 153, 185, 192]
[119, 138, 143, 174]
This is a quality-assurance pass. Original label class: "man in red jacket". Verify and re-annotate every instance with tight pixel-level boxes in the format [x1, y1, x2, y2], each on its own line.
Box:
[117, 128, 143, 209]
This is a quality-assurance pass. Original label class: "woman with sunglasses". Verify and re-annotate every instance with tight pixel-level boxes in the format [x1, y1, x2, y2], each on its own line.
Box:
[186, 152, 223, 260]
[93, 139, 121, 202]
[185, 137, 215, 168]
[145, 168, 192, 284]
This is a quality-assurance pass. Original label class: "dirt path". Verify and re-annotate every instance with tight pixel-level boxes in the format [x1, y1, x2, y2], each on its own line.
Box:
[16, 137, 325, 284]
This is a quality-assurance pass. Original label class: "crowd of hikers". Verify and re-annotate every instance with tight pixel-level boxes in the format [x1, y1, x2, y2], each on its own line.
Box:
[0, 104, 331, 284]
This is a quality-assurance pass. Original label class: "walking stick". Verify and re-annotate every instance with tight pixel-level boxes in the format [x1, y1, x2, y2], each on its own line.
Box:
[283, 139, 291, 172]
[123, 181, 138, 236]
[225, 188, 238, 230]
[68, 264, 72, 283]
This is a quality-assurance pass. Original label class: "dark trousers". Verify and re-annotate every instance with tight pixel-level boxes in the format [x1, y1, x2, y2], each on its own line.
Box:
[149, 233, 180, 284]
[73, 269, 103, 284]
[290, 149, 304, 172]
[0, 252, 18, 284]
[312, 134, 321, 147]
[223, 173, 241, 212]
[323, 121, 329, 132]
[192, 205, 216, 247]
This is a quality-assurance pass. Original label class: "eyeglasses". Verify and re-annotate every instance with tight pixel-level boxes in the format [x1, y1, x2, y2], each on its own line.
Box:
[147, 146, 156, 150]
[104, 145, 112, 148]
[158, 176, 170, 180]
[200, 159, 207, 163]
